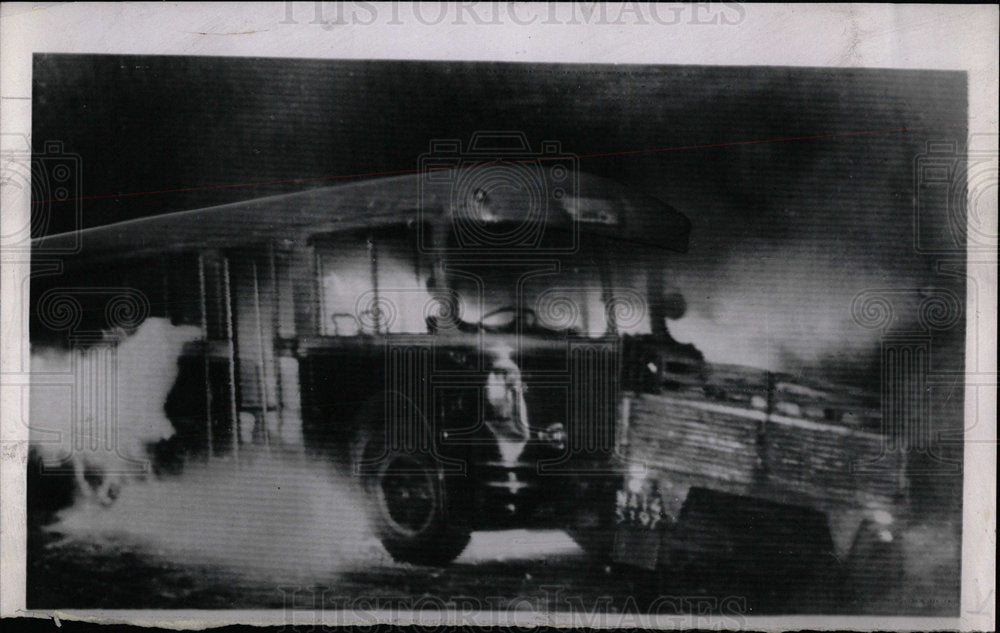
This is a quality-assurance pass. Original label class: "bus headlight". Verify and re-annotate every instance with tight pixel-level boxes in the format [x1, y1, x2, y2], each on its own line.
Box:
[539, 422, 566, 451]
[871, 510, 895, 542]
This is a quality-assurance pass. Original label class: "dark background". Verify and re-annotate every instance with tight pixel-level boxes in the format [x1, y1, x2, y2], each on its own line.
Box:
[32, 55, 968, 508]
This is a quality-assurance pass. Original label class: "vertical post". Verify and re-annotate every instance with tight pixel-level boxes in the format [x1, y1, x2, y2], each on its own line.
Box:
[197, 253, 214, 459]
[311, 248, 324, 336]
[755, 370, 775, 482]
[252, 259, 271, 451]
[646, 266, 667, 338]
[599, 247, 617, 335]
[368, 232, 381, 334]
[269, 243, 286, 443]
[222, 255, 239, 461]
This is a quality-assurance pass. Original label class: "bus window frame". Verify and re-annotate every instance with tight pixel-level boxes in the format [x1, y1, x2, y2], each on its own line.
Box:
[311, 222, 434, 338]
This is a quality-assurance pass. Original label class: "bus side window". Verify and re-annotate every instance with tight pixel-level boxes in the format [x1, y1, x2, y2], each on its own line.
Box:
[317, 224, 432, 336]
[375, 226, 433, 334]
[319, 237, 369, 336]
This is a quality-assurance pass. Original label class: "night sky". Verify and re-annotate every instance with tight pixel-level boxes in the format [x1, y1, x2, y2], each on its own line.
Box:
[31, 55, 967, 386]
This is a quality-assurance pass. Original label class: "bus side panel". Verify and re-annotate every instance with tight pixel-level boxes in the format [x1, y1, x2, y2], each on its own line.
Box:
[298, 345, 386, 458]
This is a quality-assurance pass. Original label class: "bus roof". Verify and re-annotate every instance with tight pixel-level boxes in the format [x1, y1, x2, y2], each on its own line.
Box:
[31, 168, 690, 261]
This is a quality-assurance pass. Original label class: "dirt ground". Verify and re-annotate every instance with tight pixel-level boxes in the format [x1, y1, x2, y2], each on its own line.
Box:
[25, 453, 960, 618]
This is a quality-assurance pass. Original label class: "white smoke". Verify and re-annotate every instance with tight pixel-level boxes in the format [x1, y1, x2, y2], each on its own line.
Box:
[30, 316, 386, 579]
[48, 450, 387, 582]
[30, 317, 201, 499]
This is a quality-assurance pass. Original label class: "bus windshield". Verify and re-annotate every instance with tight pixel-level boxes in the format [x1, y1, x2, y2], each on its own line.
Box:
[444, 227, 610, 336]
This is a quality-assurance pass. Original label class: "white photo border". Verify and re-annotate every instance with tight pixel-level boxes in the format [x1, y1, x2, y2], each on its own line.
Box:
[1, 3, 995, 630]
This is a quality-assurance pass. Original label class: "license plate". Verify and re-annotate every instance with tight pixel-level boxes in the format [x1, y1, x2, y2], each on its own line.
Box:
[612, 488, 666, 570]
[615, 488, 666, 530]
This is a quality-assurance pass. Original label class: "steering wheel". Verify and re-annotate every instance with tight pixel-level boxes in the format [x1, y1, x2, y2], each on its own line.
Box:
[480, 305, 538, 329]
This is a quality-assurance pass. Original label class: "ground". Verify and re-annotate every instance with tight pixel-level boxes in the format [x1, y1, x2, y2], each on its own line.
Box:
[25, 452, 959, 618]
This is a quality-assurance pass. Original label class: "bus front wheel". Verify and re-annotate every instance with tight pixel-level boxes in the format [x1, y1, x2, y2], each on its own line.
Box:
[359, 436, 472, 566]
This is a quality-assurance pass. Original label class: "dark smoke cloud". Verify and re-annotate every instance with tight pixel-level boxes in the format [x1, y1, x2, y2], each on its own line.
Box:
[32, 57, 966, 386]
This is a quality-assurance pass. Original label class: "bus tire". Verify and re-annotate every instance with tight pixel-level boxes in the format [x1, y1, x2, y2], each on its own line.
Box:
[358, 432, 472, 566]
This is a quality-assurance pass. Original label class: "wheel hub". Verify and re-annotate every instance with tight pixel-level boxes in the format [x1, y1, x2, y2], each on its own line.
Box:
[378, 455, 436, 535]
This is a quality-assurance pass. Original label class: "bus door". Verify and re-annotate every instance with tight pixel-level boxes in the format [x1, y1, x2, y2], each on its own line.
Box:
[229, 246, 303, 451]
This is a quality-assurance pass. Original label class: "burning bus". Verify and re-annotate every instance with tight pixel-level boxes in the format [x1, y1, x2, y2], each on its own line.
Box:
[30, 157, 692, 562]
[30, 152, 904, 601]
